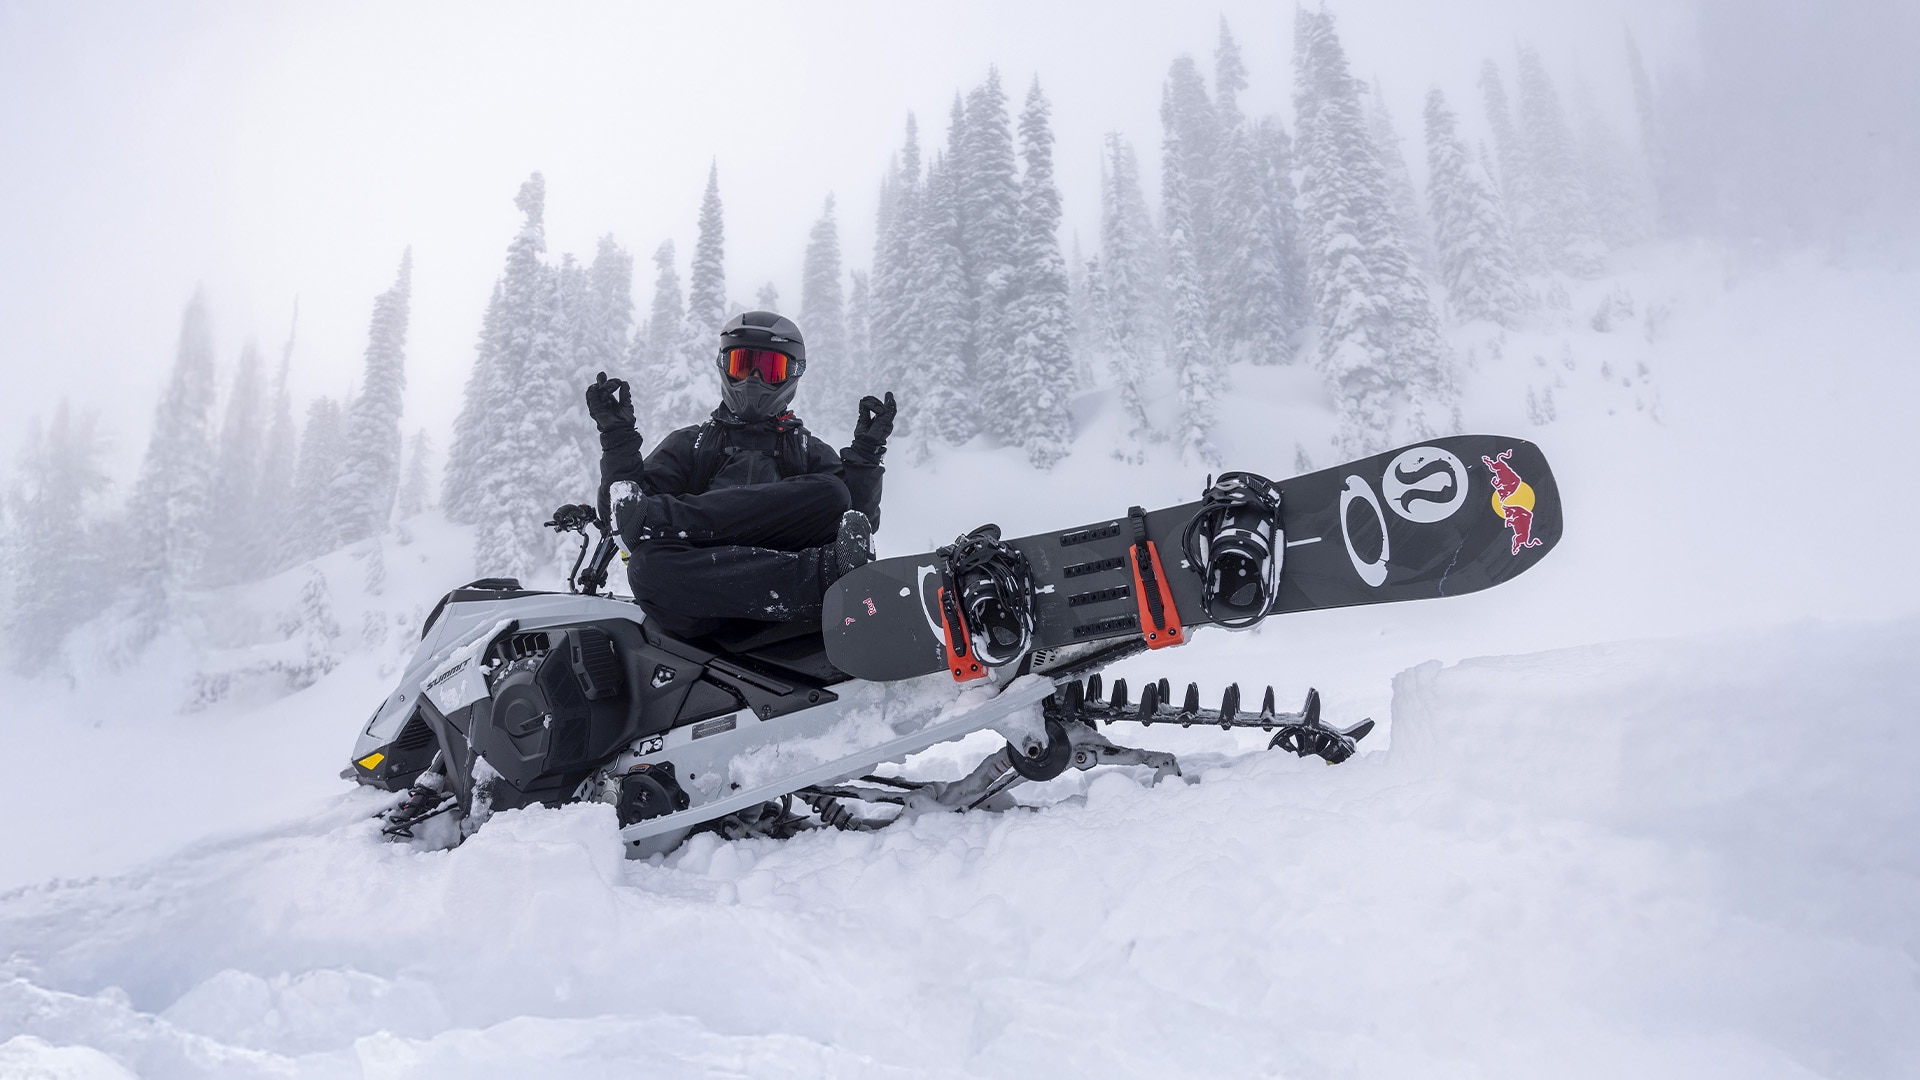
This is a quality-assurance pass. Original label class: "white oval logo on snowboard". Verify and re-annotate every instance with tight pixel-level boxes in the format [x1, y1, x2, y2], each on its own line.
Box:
[1381, 446, 1468, 524]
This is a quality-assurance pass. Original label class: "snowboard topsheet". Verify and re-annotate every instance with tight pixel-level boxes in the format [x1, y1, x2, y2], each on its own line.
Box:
[823, 435, 1561, 682]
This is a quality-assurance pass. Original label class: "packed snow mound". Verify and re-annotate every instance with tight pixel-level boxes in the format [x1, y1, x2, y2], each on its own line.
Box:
[3, 617, 1916, 1078]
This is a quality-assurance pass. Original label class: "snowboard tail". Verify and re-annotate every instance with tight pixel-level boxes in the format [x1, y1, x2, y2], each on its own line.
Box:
[824, 435, 1561, 682]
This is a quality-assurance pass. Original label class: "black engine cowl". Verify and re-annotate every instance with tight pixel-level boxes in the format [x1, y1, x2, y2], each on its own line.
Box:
[472, 626, 631, 797]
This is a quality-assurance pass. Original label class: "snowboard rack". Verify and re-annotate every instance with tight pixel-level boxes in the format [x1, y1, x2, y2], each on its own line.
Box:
[1046, 673, 1375, 764]
[1126, 505, 1186, 650]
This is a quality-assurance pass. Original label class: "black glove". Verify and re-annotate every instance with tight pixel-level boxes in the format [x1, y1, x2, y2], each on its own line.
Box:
[853, 392, 897, 456]
[585, 371, 636, 434]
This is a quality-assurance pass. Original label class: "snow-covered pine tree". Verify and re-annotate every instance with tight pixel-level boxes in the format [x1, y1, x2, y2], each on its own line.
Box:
[397, 429, 432, 518]
[572, 239, 632, 420]
[4, 402, 111, 671]
[1069, 244, 1100, 390]
[1254, 115, 1310, 354]
[1367, 81, 1437, 273]
[1424, 87, 1526, 326]
[630, 240, 684, 436]
[203, 341, 266, 586]
[1214, 17, 1248, 132]
[669, 163, 727, 431]
[122, 291, 220, 643]
[1204, 21, 1291, 366]
[908, 135, 975, 451]
[1098, 132, 1157, 452]
[555, 236, 634, 495]
[755, 282, 779, 311]
[798, 195, 851, 435]
[1624, 31, 1672, 235]
[532, 253, 590, 564]
[442, 282, 504, 525]
[585, 236, 635, 375]
[844, 268, 873, 406]
[1161, 53, 1220, 326]
[1572, 80, 1644, 249]
[1479, 60, 1539, 270]
[868, 116, 921, 422]
[469, 174, 568, 580]
[959, 70, 1019, 443]
[1162, 130, 1219, 467]
[1515, 46, 1605, 276]
[289, 396, 345, 563]
[1003, 77, 1074, 468]
[251, 315, 300, 577]
[1295, 8, 1453, 455]
[332, 250, 412, 548]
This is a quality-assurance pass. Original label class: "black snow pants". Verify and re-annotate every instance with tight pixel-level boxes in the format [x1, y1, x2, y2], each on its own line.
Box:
[624, 472, 851, 639]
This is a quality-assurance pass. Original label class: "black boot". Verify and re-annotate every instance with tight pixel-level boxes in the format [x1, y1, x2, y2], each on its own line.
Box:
[823, 510, 875, 585]
[1182, 472, 1283, 629]
[944, 524, 1034, 667]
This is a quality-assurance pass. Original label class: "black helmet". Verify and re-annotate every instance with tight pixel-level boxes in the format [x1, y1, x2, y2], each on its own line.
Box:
[715, 311, 806, 421]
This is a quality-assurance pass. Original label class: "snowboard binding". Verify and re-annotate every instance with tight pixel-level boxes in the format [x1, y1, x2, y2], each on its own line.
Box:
[1180, 471, 1284, 630]
[938, 523, 1036, 676]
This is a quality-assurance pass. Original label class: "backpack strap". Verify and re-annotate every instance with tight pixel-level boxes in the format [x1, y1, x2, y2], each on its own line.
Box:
[688, 419, 727, 493]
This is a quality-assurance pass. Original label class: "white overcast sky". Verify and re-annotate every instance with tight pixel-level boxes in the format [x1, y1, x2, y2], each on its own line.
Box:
[0, 0, 1686, 473]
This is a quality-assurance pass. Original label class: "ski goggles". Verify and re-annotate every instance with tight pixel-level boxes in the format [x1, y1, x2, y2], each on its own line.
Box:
[722, 348, 798, 384]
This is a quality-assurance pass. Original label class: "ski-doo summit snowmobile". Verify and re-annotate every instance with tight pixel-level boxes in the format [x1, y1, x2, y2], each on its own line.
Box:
[348, 436, 1559, 855]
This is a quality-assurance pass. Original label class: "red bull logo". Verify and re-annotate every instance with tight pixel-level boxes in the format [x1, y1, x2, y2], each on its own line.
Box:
[1482, 449, 1543, 555]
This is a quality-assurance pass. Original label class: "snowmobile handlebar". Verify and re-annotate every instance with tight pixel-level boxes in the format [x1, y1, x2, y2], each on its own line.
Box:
[547, 502, 618, 596]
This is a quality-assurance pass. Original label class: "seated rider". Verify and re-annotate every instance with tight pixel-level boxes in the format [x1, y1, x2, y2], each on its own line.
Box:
[584, 310, 897, 641]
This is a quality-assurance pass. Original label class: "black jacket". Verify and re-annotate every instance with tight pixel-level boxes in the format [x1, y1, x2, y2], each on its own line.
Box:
[599, 406, 884, 528]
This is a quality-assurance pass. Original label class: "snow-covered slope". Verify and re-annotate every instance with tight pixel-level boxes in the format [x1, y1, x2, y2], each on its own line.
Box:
[3, 247, 1917, 1076]
[3, 617, 1916, 1078]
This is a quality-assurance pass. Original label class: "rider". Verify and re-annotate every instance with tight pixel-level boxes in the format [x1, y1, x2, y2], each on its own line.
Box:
[585, 310, 896, 640]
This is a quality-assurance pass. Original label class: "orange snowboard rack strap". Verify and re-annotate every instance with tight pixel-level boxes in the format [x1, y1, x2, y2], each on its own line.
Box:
[937, 582, 987, 681]
[1126, 505, 1186, 649]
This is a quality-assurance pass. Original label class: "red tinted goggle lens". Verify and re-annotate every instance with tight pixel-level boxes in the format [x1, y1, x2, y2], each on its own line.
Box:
[724, 348, 792, 383]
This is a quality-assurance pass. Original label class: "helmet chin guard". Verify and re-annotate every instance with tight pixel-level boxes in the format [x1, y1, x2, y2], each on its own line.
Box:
[720, 370, 800, 422]
[715, 310, 806, 421]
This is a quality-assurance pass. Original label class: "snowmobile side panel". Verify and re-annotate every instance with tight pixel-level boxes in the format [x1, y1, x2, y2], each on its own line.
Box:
[824, 435, 1562, 681]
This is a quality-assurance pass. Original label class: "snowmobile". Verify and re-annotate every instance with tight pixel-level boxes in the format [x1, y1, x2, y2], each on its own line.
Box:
[346, 499, 1371, 857]
[347, 435, 1558, 854]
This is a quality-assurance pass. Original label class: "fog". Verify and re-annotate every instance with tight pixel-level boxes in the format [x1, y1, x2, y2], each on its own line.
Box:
[0, 0, 1714, 471]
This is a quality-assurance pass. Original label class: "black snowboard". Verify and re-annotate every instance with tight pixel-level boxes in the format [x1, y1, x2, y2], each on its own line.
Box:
[823, 435, 1561, 682]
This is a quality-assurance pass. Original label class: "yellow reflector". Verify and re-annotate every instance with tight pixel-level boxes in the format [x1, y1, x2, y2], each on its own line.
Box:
[357, 751, 386, 770]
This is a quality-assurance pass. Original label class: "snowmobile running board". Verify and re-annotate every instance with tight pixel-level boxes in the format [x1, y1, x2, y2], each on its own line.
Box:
[613, 674, 1060, 846]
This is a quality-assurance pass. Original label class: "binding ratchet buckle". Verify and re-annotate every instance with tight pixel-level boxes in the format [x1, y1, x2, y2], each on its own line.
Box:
[1126, 506, 1185, 649]
[937, 579, 987, 682]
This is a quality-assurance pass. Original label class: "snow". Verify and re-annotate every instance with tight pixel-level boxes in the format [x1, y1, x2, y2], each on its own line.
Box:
[4, 247, 1918, 1076]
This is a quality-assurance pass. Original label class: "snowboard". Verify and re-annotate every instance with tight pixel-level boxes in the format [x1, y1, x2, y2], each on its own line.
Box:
[823, 435, 1561, 682]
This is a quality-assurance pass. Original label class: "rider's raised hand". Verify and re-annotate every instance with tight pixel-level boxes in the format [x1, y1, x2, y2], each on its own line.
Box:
[585, 371, 636, 434]
[854, 391, 897, 456]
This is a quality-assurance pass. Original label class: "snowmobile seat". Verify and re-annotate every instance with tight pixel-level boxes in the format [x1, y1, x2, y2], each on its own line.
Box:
[706, 617, 818, 654]
[648, 617, 850, 686]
